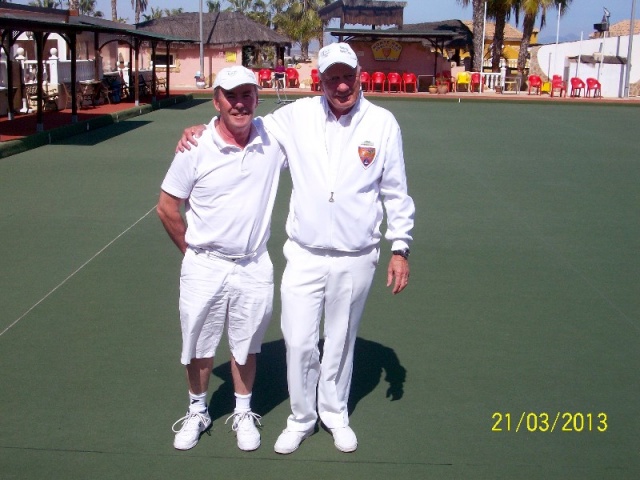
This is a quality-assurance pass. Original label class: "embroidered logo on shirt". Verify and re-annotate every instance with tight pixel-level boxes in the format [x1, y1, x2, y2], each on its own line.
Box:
[358, 141, 376, 169]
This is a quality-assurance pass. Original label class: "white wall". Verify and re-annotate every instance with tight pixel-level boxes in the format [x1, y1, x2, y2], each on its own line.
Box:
[535, 34, 639, 97]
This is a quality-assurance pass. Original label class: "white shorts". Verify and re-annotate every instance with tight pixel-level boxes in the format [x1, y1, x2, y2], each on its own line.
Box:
[178, 246, 273, 365]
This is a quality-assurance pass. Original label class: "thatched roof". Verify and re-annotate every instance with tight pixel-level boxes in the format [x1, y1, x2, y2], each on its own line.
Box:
[0, 3, 189, 43]
[319, 0, 407, 28]
[136, 11, 291, 47]
[404, 20, 473, 48]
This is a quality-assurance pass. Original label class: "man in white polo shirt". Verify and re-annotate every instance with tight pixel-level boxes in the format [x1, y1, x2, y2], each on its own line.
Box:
[157, 65, 286, 452]
[177, 43, 415, 454]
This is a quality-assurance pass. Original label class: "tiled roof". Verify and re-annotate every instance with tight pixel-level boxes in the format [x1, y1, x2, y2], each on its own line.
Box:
[462, 21, 525, 42]
[605, 19, 640, 37]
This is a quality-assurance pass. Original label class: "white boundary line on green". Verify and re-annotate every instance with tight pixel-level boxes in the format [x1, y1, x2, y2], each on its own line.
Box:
[0, 206, 157, 339]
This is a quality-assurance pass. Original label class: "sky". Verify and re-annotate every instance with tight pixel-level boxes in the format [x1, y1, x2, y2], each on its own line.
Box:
[14, 0, 639, 43]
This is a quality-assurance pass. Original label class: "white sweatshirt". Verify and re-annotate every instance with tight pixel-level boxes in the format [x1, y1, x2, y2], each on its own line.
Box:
[264, 95, 415, 252]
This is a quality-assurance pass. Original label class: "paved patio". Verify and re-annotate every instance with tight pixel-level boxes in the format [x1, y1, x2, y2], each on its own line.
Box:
[1, 85, 637, 144]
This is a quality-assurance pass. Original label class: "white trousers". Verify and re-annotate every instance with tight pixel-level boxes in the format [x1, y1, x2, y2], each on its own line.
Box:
[280, 239, 379, 431]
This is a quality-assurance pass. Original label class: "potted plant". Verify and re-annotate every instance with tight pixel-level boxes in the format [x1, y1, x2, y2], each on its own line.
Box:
[435, 76, 449, 94]
[428, 83, 438, 94]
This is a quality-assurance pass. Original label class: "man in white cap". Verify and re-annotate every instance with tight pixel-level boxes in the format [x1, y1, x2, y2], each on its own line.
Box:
[176, 43, 415, 454]
[157, 65, 286, 452]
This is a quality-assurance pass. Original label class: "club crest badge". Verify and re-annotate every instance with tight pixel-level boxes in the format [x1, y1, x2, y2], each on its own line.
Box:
[358, 141, 376, 168]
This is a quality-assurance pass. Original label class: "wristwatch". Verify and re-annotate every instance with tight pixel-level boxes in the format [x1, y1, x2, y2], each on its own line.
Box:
[392, 248, 410, 260]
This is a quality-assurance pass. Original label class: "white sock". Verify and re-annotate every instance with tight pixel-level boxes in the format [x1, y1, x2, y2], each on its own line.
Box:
[234, 392, 252, 412]
[188, 391, 207, 414]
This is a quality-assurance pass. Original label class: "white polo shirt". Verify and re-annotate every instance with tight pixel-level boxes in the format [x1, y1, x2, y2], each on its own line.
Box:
[264, 95, 414, 252]
[161, 116, 286, 257]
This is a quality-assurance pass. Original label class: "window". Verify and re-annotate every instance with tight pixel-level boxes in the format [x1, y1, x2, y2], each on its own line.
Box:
[242, 46, 255, 68]
[152, 53, 174, 68]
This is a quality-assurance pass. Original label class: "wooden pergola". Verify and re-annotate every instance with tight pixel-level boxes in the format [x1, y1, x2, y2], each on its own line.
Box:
[319, 2, 473, 79]
[0, 4, 191, 131]
[325, 20, 473, 79]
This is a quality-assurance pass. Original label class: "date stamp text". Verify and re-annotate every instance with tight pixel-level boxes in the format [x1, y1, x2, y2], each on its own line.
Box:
[491, 412, 608, 433]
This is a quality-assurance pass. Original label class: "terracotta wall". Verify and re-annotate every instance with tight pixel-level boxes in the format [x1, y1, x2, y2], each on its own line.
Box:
[132, 44, 321, 90]
[130, 40, 451, 90]
[350, 40, 450, 76]
[123, 45, 243, 88]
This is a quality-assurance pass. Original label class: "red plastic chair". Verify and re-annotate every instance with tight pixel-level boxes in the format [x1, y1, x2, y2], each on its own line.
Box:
[470, 72, 482, 92]
[258, 68, 272, 88]
[402, 72, 417, 93]
[586, 77, 602, 98]
[387, 72, 402, 93]
[550, 77, 566, 97]
[527, 75, 542, 95]
[371, 71, 386, 92]
[285, 67, 299, 88]
[310, 69, 320, 91]
[570, 77, 585, 97]
[360, 71, 371, 91]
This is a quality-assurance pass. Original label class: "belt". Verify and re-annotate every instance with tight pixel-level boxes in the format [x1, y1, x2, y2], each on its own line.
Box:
[189, 246, 257, 263]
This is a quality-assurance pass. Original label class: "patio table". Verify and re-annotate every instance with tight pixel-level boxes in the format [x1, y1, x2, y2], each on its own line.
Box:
[501, 77, 521, 94]
[79, 80, 102, 106]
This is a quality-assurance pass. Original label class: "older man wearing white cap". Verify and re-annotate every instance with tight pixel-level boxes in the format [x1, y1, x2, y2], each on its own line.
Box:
[177, 43, 415, 454]
[157, 65, 286, 452]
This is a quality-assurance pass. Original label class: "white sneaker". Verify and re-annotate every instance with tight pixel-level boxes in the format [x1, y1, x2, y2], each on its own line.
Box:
[225, 410, 261, 451]
[330, 426, 357, 452]
[172, 410, 212, 450]
[274, 428, 313, 454]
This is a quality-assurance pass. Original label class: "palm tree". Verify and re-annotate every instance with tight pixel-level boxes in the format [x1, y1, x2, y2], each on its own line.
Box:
[273, 0, 328, 60]
[248, 0, 271, 26]
[77, 0, 102, 16]
[488, 0, 514, 72]
[131, 0, 148, 24]
[513, 0, 571, 75]
[28, 0, 62, 8]
[111, 0, 118, 21]
[458, 0, 486, 72]
[142, 6, 163, 20]
[206, 0, 221, 13]
[164, 8, 184, 16]
[226, 0, 253, 12]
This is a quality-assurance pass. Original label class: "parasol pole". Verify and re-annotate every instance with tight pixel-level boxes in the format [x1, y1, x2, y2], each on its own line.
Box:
[480, 1, 487, 92]
[199, 0, 204, 85]
[624, 0, 637, 97]
[576, 31, 583, 78]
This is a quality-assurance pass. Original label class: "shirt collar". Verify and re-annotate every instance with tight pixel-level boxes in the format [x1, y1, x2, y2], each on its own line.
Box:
[321, 91, 364, 122]
[210, 116, 263, 151]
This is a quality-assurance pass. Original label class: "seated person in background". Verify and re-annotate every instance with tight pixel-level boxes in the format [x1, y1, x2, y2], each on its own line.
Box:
[273, 59, 286, 89]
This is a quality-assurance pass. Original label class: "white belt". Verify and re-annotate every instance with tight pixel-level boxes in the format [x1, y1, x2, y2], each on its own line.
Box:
[189, 245, 260, 263]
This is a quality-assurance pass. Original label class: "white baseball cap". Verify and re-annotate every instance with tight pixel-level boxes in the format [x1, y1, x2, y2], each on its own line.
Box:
[317, 42, 358, 73]
[213, 65, 261, 90]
